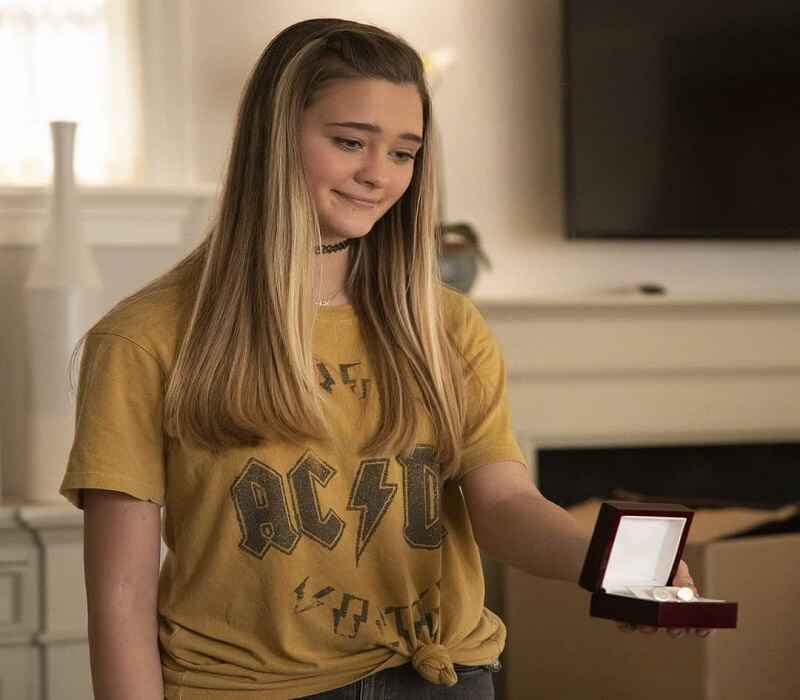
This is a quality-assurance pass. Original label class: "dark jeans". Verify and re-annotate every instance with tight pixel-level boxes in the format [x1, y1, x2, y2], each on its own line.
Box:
[299, 659, 500, 699]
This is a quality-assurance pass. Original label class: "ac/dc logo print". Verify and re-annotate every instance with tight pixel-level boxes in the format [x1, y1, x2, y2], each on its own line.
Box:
[317, 360, 371, 400]
[231, 444, 447, 566]
[292, 575, 441, 647]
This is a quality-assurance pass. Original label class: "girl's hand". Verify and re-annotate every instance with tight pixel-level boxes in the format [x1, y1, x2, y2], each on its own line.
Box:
[616, 560, 713, 638]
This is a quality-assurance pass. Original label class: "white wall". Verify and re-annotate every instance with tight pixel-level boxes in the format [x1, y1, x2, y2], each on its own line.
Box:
[185, 0, 800, 300]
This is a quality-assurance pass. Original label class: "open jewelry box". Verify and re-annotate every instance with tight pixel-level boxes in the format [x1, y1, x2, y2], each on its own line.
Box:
[578, 501, 738, 628]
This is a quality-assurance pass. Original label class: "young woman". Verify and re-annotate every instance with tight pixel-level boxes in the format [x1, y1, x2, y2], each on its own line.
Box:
[59, 18, 705, 700]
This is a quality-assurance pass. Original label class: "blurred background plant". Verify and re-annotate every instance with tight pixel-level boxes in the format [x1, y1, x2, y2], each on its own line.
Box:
[437, 222, 492, 294]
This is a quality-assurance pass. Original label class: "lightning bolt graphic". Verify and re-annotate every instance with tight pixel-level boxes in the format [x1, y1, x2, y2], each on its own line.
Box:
[348, 459, 397, 566]
[293, 575, 336, 613]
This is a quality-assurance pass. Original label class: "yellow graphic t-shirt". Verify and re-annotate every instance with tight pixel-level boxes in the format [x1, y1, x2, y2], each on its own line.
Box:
[59, 284, 528, 699]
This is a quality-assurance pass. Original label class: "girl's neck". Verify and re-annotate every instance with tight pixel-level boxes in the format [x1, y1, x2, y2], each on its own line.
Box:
[314, 241, 352, 305]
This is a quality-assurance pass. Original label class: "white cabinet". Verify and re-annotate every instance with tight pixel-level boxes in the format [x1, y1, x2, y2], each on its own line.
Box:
[1, 503, 91, 700]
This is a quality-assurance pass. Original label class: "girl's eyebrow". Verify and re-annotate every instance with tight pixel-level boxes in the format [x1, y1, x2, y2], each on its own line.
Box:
[324, 121, 423, 145]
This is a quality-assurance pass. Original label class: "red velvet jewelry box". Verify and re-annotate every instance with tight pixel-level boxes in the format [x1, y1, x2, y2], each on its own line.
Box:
[578, 501, 738, 628]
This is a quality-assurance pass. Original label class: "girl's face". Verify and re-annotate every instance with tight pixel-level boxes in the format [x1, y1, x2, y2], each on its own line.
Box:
[299, 78, 424, 243]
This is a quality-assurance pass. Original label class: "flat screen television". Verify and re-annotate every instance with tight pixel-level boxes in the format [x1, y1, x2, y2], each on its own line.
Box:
[564, 0, 800, 239]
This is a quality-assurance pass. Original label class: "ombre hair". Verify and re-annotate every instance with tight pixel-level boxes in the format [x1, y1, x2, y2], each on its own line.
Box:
[69, 18, 472, 482]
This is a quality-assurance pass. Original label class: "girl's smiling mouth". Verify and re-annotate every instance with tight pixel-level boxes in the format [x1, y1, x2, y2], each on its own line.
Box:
[334, 191, 379, 208]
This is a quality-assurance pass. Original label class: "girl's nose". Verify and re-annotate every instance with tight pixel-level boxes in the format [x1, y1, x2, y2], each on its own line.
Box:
[354, 149, 391, 190]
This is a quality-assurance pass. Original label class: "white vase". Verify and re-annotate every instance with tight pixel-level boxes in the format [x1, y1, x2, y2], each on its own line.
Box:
[21, 121, 105, 505]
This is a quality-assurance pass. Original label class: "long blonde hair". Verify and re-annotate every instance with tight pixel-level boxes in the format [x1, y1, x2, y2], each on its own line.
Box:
[69, 18, 471, 481]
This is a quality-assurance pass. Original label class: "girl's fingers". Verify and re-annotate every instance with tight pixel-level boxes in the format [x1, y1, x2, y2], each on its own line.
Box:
[619, 623, 713, 637]
[672, 561, 701, 596]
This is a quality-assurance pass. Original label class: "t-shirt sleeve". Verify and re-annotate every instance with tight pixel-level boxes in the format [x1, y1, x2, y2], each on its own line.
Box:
[59, 331, 167, 510]
[455, 296, 529, 482]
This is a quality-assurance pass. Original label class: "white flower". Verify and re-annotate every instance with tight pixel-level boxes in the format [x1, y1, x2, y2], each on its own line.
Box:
[421, 47, 457, 92]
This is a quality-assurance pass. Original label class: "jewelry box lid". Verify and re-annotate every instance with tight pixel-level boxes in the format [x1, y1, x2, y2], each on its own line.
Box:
[578, 501, 694, 594]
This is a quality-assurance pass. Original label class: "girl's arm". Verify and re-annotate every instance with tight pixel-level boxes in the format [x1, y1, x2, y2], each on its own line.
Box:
[460, 461, 591, 583]
[463, 464, 711, 638]
[83, 489, 165, 700]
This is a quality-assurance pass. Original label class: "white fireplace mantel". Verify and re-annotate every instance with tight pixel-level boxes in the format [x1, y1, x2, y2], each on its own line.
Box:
[475, 295, 800, 479]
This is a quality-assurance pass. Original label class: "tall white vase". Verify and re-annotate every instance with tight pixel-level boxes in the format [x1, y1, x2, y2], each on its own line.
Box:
[22, 121, 105, 504]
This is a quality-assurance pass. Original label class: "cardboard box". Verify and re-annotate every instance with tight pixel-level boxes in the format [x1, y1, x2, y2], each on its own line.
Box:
[503, 498, 800, 700]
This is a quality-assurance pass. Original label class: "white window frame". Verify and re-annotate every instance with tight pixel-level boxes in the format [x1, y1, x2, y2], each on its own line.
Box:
[136, 0, 193, 187]
[0, 0, 212, 250]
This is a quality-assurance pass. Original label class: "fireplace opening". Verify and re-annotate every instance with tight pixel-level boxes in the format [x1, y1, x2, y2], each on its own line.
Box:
[537, 441, 800, 510]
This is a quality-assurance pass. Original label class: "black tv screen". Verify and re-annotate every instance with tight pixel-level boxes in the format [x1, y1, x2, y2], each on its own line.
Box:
[564, 0, 800, 239]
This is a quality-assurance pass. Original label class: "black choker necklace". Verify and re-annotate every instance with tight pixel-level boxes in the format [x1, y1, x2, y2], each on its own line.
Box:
[315, 238, 353, 255]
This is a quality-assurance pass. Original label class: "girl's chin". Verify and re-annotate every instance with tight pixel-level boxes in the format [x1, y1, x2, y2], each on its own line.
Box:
[321, 224, 372, 240]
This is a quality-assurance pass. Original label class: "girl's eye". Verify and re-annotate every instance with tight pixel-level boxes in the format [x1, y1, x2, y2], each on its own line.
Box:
[334, 138, 362, 151]
[332, 138, 415, 163]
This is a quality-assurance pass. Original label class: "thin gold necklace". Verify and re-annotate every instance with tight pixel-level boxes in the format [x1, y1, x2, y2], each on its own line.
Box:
[316, 283, 348, 306]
